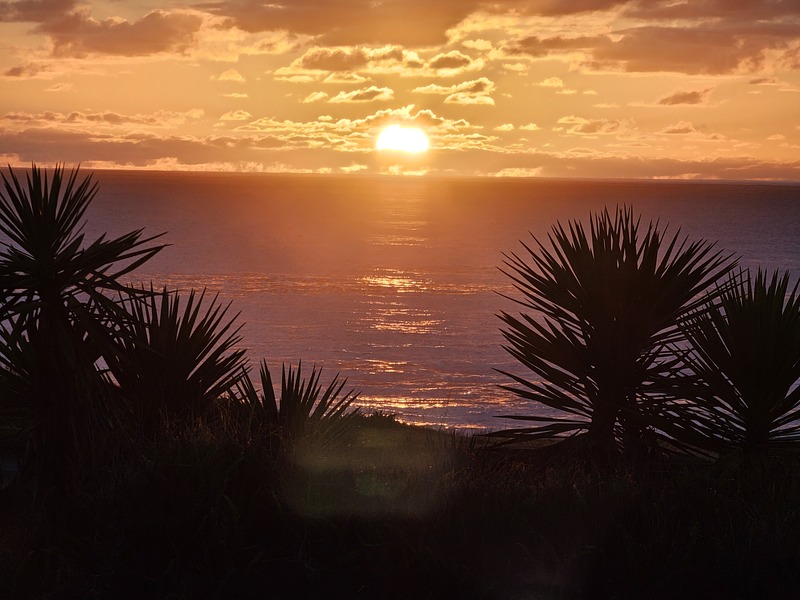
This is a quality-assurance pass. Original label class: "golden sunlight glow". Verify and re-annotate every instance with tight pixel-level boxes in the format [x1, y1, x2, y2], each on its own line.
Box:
[376, 125, 430, 153]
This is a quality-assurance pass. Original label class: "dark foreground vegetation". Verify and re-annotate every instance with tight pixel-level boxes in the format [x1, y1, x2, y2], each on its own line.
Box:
[2, 165, 800, 598]
[4, 413, 800, 599]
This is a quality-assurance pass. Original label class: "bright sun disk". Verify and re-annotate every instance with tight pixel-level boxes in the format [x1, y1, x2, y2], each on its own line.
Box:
[376, 125, 429, 153]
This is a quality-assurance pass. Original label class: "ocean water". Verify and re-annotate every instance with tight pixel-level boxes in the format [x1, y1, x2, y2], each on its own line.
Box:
[81, 171, 800, 430]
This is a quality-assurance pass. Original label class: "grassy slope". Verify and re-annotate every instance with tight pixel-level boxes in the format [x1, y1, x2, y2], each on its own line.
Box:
[2, 415, 800, 599]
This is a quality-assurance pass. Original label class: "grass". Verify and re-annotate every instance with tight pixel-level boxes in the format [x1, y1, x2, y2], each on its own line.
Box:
[2, 413, 800, 599]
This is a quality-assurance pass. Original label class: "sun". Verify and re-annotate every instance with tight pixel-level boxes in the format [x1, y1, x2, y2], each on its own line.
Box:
[376, 125, 430, 153]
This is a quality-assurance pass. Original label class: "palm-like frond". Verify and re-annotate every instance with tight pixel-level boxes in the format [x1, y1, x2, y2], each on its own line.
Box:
[112, 286, 247, 429]
[0, 164, 165, 327]
[278, 361, 360, 442]
[670, 269, 800, 455]
[233, 360, 359, 446]
[0, 164, 165, 493]
[497, 206, 735, 455]
[0, 317, 35, 432]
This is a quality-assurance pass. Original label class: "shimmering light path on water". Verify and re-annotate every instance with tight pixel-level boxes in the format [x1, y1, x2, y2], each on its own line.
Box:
[86, 172, 800, 429]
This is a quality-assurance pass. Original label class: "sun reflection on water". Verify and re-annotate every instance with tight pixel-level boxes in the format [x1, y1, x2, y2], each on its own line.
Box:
[364, 359, 408, 374]
[360, 271, 429, 292]
[129, 265, 519, 430]
[369, 234, 427, 246]
[357, 300, 444, 335]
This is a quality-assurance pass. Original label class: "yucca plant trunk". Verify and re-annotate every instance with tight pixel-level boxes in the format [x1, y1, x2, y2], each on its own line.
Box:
[26, 301, 105, 502]
[744, 425, 770, 455]
[27, 331, 75, 500]
[589, 394, 620, 460]
[0, 164, 166, 503]
[32, 360, 76, 501]
[497, 207, 735, 463]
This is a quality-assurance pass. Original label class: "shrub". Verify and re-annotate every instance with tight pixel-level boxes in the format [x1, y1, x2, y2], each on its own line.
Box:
[497, 206, 734, 461]
[0, 164, 164, 495]
[668, 269, 800, 457]
[111, 286, 247, 435]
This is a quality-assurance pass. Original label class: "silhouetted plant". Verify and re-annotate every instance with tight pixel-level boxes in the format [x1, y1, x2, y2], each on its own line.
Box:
[496, 206, 735, 460]
[234, 360, 359, 447]
[0, 164, 164, 493]
[0, 317, 35, 444]
[667, 269, 800, 456]
[112, 286, 247, 433]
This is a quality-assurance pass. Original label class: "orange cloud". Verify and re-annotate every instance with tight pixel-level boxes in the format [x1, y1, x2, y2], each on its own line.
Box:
[657, 122, 726, 141]
[329, 86, 394, 103]
[413, 77, 495, 104]
[38, 9, 203, 57]
[276, 45, 422, 80]
[625, 0, 800, 21]
[218, 110, 251, 121]
[537, 77, 564, 87]
[558, 115, 632, 135]
[3, 62, 50, 78]
[205, 0, 478, 46]
[0, 0, 79, 23]
[323, 72, 368, 84]
[2, 0, 798, 179]
[659, 121, 700, 135]
[592, 26, 770, 74]
[3, 123, 798, 180]
[658, 88, 713, 106]
[216, 69, 245, 83]
[302, 91, 329, 104]
[517, 0, 626, 17]
[511, 21, 800, 76]
[428, 50, 472, 70]
[296, 47, 376, 71]
[2, 108, 205, 128]
[510, 35, 603, 59]
[238, 104, 472, 144]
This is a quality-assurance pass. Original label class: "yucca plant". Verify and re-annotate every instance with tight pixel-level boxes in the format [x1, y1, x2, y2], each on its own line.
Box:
[668, 269, 800, 456]
[111, 286, 247, 433]
[0, 317, 35, 447]
[0, 163, 165, 494]
[496, 206, 735, 460]
[233, 360, 359, 448]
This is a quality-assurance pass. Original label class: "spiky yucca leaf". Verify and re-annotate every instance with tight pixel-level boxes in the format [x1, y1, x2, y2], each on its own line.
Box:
[280, 361, 360, 443]
[669, 269, 800, 455]
[0, 317, 35, 436]
[112, 286, 247, 430]
[233, 360, 359, 447]
[0, 164, 165, 328]
[0, 164, 165, 494]
[496, 206, 735, 457]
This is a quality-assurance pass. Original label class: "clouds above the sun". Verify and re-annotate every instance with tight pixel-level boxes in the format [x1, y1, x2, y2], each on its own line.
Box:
[40, 10, 203, 58]
[329, 86, 394, 103]
[1, 0, 799, 178]
[657, 88, 713, 106]
[413, 77, 496, 105]
[5, 0, 799, 73]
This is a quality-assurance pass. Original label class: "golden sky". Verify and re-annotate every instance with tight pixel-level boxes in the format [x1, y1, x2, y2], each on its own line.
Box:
[2, 0, 799, 179]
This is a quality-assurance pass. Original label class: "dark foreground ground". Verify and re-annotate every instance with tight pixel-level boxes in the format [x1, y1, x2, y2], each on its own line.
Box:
[2, 414, 800, 599]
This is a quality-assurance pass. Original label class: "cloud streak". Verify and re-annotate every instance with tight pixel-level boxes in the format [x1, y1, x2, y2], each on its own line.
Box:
[658, 88, 713, 106]
[39, 9, 204, 57]
[414, 77, 495, 105]
[0, 0, 798, 179]
[329, 86, 394, 103]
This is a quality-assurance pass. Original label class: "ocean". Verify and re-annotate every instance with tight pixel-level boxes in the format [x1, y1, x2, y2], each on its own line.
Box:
[83, 171, 800, 430]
